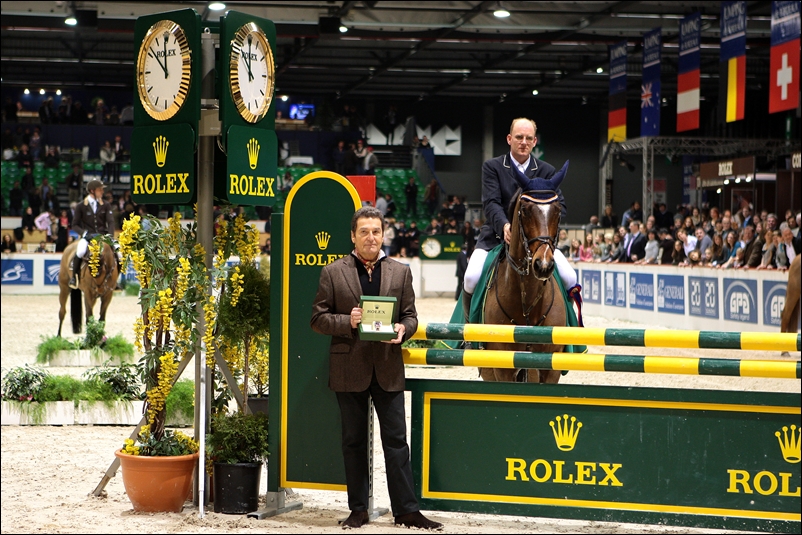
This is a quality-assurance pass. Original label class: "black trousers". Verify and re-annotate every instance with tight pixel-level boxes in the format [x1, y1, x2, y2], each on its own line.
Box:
[335, 372, 419, 517]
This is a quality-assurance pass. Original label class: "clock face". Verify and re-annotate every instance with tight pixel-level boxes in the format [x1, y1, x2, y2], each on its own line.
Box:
[136, 20, 192, 121]
[229, 23, 275, 123]
[421, 238, 442, 258]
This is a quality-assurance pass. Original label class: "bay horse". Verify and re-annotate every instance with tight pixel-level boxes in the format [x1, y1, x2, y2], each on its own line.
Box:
[57, 239, 118, 336]
[479, 163, 569, 383]
[780, 255, 801, 357]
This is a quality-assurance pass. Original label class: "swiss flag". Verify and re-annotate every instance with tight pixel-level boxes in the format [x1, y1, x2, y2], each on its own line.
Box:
[769, 38, 800, 114]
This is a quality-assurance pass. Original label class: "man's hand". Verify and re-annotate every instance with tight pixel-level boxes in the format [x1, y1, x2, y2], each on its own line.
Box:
[350, 307, 362, 329]
[383, 323, 405, 344]
[503, 222, 511, 244]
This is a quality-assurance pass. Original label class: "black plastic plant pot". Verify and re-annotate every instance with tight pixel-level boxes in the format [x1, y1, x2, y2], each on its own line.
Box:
[212, 462, 262, 514]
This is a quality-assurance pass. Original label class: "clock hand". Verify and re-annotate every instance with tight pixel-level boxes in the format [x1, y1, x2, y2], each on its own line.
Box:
[149, 48, 167, 76]
[246, 36, 255, 81]
[163, 38, 169, 78]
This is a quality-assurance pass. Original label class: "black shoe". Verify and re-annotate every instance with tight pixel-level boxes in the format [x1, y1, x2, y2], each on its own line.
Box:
[394, 511, 443, 530]
[68, 275, 79, 289]
[341, 510, 369, 529]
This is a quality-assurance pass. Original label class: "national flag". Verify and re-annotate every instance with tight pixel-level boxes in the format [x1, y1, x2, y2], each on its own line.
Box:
[677, 13, 701, 132]
[719, 1, 747, 123]
[608, 40, 628, 142]
[769, 1, 801, 114]
[640, 28, 661, 137]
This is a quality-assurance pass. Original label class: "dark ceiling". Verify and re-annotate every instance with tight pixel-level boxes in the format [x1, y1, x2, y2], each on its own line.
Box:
[0, 1, 775, 105]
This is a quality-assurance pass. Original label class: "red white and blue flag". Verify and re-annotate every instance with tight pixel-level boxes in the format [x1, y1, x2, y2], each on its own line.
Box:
[677, 13, 701, 132]
[769, 1, 800, 114]
[641, 28, 661, 136]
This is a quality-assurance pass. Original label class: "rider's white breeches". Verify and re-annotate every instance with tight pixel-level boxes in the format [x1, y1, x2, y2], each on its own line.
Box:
[76, 238, 88, 258]
[463, 246, 576, 294]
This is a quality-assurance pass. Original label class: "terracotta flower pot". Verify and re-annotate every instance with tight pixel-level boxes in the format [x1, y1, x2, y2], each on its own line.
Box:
[115, 449, 198, 512]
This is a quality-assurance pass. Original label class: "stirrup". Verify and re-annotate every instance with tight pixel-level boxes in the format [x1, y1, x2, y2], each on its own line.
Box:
[68, 276, 79, 289]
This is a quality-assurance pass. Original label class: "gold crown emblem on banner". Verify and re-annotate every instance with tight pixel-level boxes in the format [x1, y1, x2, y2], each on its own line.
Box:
[775, 425, 801, 464]
[550, 414, 582, 451]
[315, 231, 331, 250]
[247, 138, 260, 170]
[153, 135, 169, 168]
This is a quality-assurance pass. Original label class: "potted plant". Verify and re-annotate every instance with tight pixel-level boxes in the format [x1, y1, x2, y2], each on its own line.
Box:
[208, 410, 269, 514]
[112, 210, 261, 512]
[36, 317, 135, 366]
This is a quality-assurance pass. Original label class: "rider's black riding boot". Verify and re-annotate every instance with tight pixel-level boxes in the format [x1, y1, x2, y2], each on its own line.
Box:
[69, 254, 82, 289]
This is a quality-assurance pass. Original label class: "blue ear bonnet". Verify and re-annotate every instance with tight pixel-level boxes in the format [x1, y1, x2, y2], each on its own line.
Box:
[513, 160, 569, 200]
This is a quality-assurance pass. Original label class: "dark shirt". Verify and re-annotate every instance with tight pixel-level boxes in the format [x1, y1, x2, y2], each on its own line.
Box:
[9, 187, 23, 210]
[355, 255, 383, 296]
[659, 237, 675, 264]
[67, 172, 82, 191]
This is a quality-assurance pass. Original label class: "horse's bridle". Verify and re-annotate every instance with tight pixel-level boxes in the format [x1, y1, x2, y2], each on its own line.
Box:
[505, 191, 559, 278]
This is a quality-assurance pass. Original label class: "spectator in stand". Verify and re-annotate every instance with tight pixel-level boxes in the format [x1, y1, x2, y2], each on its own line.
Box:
[620, 201, 643, 229]
[680, 216, 695, 236]
[556, 229, 571, 257]
[114, 135, 126, 161]
[776, 223, 796, 269]
[38, 97, 55, 124]
[43, 146, 60, 168]
[676, 228, 697, 258]
[394, 220, 407, 257]
[1, 233, 15, 253]
[657, 228, 674, 265]
[3, 97, 18, 123]
[424, 217, 442, 236]
[584, 215, 601, 239]
[29, 127, 43, 160]
[8, 181, 23, 217]
[344, 143, 359, 175]
[105, 191, 122, 231]
[654, 203, 673, 231]
[72, 100, 89, 124]
[21, 206, 36, 232]
[108, 105, 120, 125]
[375, 191, 388, 216]
[424, 178, 439, 217]
[382, 219, 396, 257]
[331, 140, 346, 175]
[384, 104, 399, 145]
[578, 234, 594, 262]
[384, 193, 397, 219]
[451, 196, 466, 227]
[635, 229, 659, 265]
[709, 232, 727, 266]
[100, 140, 116, 182]
[461, 221, 476, 255]
[671, 239, 687, 266]
[591, 233, 608, 262]
[444, 217, 459, 235]
[66, 163, 83, 205]
[2, 128, 14, 151]
[34, 210, 53, 238]
[623, 220, 646, 262]
[406, 221, 421, 257]
[694, 227, 712, 257]
[685, 249, 702, 267]
[20, 164, 35, 205]
[28, 186, 42, 217]
[756, 229, 779, 270]
[606, 233, 625, 263]
[364, 146, 379, 175]
[419, 135, 431, 149]
[737, 225, 761, 268]
[720, 247, 745, 269]
[701, 247, 716, 267]
[601, 204, 617, 228]
[120, 103, 134, 126]
[739, 204, 754, 228]
[353, 139, 368, 174]
[35, 240, 47, 253]
[690, 206, 702, 227]
[16, 144, 33, 170]
[58, 95, 72, 124]
[404, 176, 418, 217]
[569, 238, 581, 262]
[94, 98, 108, 125]
[765, 213, 779, 232]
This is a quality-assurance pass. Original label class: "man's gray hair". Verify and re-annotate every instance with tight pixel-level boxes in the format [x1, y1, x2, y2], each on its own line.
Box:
[351, 206, 385, 233]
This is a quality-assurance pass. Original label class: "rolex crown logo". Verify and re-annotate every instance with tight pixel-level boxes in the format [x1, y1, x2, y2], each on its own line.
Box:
[775, 424, 801, 464]
[247, 137, 260, 170]
[549, 414, 582, 452]
[315, 231, 331, 250]
[153, 135, 169, 168]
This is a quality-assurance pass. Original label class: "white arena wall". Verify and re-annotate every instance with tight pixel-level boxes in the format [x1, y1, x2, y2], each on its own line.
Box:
[1, 252, 793, 334]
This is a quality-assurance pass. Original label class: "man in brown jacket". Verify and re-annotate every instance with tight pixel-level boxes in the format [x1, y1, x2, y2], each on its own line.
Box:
[68, 179, 115, 288]
[311, 206, 442, 531]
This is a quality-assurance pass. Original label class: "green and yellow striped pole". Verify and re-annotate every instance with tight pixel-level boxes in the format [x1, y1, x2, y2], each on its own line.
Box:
[402, 348, 801, 379]
[410, 323, 801, 352]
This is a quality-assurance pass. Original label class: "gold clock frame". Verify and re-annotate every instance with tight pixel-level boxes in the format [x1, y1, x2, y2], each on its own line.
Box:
[136, 20, 192, 121]
[229, 22, 275, 123]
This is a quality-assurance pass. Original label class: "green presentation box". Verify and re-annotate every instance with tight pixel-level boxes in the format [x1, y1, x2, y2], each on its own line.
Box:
[359, 295, 397, 341]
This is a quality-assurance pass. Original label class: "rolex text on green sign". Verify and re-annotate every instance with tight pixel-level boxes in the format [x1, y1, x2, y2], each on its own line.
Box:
[223, 126, 277, 206]
[409, 379, 800, 532]
[131, 123, 195, 205]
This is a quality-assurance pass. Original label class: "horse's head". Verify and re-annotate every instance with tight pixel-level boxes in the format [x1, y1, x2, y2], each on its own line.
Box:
[508, 161, 568, 281]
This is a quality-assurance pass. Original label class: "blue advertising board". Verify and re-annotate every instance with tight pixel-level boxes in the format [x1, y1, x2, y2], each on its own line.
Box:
[688, 276, 719, 319]
[44, 259, 61, 286]
[1, 259, 34, 285]
[628, 272, 654, 310]
[657, 274, 685, 314]
[762, 280, 787, 327]
[581, 270, 601, 304]
[723, 278, 757, 323]
[604, 271, 627, 307]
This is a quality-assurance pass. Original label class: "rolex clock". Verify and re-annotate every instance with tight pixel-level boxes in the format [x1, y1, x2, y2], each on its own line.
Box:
[229, 22, 275, 123]
[136, 19, 192, 121]
[421, 237, 442, 259]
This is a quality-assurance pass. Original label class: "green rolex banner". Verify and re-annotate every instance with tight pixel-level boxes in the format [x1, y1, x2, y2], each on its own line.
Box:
[131, 123, 196, 205]
[220, 125, 278, 206]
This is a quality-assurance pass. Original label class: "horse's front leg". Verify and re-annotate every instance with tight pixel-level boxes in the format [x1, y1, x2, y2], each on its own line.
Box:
[84, 291, 95, 324]
[98, 292, 113, 323]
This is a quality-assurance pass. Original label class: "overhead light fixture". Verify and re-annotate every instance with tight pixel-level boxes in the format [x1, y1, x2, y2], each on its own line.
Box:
[208, 2, 226, 10]
[596, 67, 604, 74]
[581, 96, 588, 105]
[716, 188, 722, 194]
[724, 179, 730, 185]
[39, 89, 45, 95]
[745, 175, 752, 182]
[493, 2, 510, 18]
[65, 15, 77, 26]
[280, 95, 289, 102]
[24, 88, 30, 95]
[735, 177, 741, 183]
[56, 89, 62, 96]
[339, 25, 348, 33]
[532, 89, 539, 95]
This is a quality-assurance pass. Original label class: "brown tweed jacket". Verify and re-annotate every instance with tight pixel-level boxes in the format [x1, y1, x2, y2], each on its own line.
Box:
[310, 254, 417, 393]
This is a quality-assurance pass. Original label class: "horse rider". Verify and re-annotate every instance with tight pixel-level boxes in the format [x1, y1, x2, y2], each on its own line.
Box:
[68, 179, 116, 289]
[462, 117, 577, 321]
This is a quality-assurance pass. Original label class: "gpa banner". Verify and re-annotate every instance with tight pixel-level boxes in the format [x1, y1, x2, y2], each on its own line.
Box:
[677, 13, 701, 132]
[719, 1, 747, 123]
[641, 28, 661, 136]
[608, 40, 628, 142]
[770, 1, 801, 113]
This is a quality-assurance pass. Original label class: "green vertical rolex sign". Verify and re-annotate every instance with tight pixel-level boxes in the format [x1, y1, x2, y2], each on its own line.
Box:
[218, 125, 277, 207]
[131, 123, 196, 205]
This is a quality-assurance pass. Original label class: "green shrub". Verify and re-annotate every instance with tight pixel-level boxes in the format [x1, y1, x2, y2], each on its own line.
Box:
[83, 362, 141, 400]
[35, 317, 134, 363]
[166, 378, 195, 423]
[36, 336, 77, 364]
[1, 365, 49, 401]
[125, 282, 140, 297]
[101, 335, 135, 361]
[37, 375, 88, 402]
[209, 411, 269, 464]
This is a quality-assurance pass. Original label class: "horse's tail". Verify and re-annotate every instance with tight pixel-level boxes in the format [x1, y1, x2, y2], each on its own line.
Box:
[70, 288, 82, 334]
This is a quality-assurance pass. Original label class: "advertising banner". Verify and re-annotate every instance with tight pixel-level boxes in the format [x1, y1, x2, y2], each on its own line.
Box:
[608, 41, 628, 142]
[581, 270, 602, 304]
[1, 259, 34, 285]
[689, 276, 719, 319]
[657, 274, 685, 314]
[677, 13, 701, 132]
[641, 28, 662, 137]
[769, 1, 801, 113]
[763, 280, 788, 327]
[723, 278, 758, 323]
[44, 259, 60, 286]
[628, 272, 654, 310]
[719, 1, 747, 123]
[605, 271, 627, 308]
